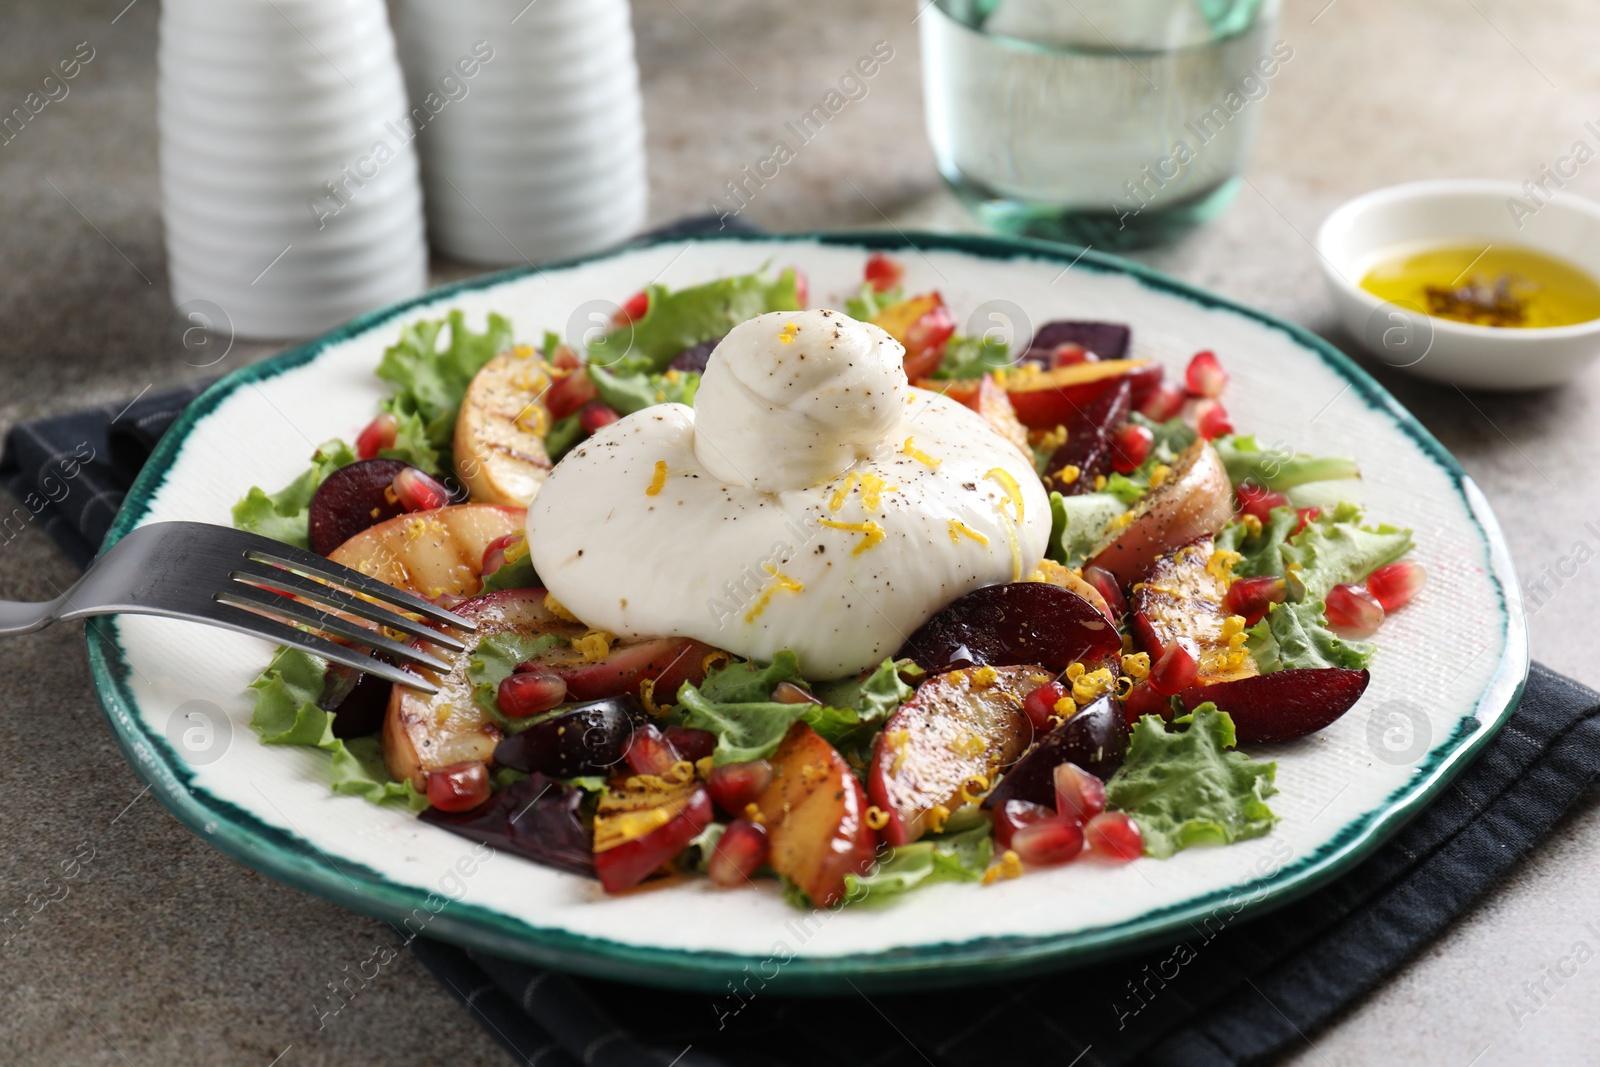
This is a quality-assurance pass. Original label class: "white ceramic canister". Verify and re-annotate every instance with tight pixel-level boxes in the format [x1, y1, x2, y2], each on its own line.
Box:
[158, 0, 428, 339]
[389, 0, 647, 265]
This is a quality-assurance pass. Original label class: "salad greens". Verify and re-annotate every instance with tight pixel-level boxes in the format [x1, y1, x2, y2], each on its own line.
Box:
[374, 310, 515, 469]
[1246, 599, 1373, 672]
[843, 822, 993, 903]
[1214, 434, 1360, 492]
[1105, 708, 1278, 859]
[1281, 502, 1413, 602]
[230, 439, 357, 548]
[466, 633, 568, 728]
[587, 365, 700, 416]
[587, 267, 802, 373]
[247, 646, 427, 810]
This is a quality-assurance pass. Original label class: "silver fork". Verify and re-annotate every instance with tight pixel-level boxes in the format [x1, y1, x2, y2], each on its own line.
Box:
[0, 521, 476, 694]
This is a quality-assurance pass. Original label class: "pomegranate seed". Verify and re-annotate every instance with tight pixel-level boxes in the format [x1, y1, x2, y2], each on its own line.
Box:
[1224, 575, 1288, 625]
[1111, 423, 1154, 474]
[706, 759, 773, 816]
[481, 532, 524, 577]
[1023, 682, 1068, 735]
[994, 799, 1055, 849]
[1140, 381, 1187, 422]
[1235, 483, 1289, 523]
[391, 467, 450, 512]
[1053, 763, 1106, 824]
[1293, 507, 1322, 536]
[662, 726, 716, 763]
[1367, 560, 1427, 612]
[497, 670, 567, 718]
[1325, 582, 1385, 638]
[1082, 565, 1127, 621]
[546, 368, 598, 420]
[1010, 817, 1085, 867]
[1148, 637, 1200, 696]
[615, 290, 649, 326]
[792, 268, 809, 308]
[708, 819, 770, 887]
[1051, 343, 1095, 368]
[355, 412, 398, 459]
[425, 762, 490, 813]
[1085, 812, 1144, 863]
[863, 252, 904, 293]
[623, 724, 682, 776]
[1122, 680, 1172, 724]
[1184, 350, 1228, 398]
[578, 401, 620, 434]
[1194, 399, 1233, 439]
[773, 681, 822, 706]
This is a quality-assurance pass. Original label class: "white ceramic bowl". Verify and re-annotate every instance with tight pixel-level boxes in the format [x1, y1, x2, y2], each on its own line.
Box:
[1316, 179, 1600, 391]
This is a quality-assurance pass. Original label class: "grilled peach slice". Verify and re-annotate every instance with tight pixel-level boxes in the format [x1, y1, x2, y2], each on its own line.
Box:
[453, 347, 555, 506]
[384, 589, 584, 789]
[1085, 439, 1232, 586]
[868, 665, 1047, 846]
[328, 503, 525, 601]
[1131, 537, 1258, 685]
[755, 723, 877, 907]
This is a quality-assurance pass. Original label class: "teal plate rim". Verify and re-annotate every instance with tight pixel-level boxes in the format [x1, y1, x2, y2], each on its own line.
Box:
[86, 230, 1529, 994]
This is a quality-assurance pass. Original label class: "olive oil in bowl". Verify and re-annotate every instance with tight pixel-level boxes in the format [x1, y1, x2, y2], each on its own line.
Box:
[1359, 243, 1600, 329]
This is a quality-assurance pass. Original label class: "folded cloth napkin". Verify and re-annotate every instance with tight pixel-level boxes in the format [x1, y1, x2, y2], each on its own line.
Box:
[4, 214, 1586, 1067]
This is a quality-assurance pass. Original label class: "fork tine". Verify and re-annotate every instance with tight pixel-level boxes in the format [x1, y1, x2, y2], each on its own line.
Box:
[205, 603, 439, 693]
[215, 585, 454, 674]
[241, 541, 478, 633]
[230, 558, 466, 652]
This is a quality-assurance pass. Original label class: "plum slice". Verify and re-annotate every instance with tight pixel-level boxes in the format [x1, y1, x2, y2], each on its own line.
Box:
[593, 777, 714, 893]
[1026, 321, 1131, 362]
[1041, 378, 1133, 497]
[868, 665, 1047, 846]
[492, 695, 646, 778]
[897, 581, 1122, 674]
[983, 693, 1129, 810]
[420, 773, 593, 877]
[1131, 536, 1257, 685]
[554, 636, 715, 703]
[1179, 668, 1370, 744]
[308, 458, 410, 556]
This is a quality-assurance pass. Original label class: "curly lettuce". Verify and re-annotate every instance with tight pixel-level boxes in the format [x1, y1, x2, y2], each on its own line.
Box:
[374, 310, 515, 469]
[1245, 599, 1373, 672]
[587, 268, 802, 374]
[1106, 707, 1278, 858]
[230, 439, 357, 549]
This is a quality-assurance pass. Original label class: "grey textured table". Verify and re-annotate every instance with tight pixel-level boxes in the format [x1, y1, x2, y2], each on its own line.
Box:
[2, 1, 1597, 1064]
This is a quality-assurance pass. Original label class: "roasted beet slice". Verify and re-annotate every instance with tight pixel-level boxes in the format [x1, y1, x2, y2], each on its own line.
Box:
[308, 458, 410, 556]
[1027, 321, 1131, 362]
[318, 662, 390, 739]
[1179, 668, 1371, 744]
[1041, 378, 1133, 496]
[668, 338, 721, 373]
[898, 582, 1122, 674]
[420, 773, 593, 876]
[492, 696, 647, 778]
[983, 694, 1128, 809]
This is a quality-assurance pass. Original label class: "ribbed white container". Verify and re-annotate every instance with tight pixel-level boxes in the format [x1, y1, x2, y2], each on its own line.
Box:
[158, 0, 428, 339]
[390, 0, 647, 265]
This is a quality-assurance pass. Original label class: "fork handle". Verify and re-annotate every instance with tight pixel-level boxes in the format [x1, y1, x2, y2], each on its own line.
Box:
[0, 598, 62, 637]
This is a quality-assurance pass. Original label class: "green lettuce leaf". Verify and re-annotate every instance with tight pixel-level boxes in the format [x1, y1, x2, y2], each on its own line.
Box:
[231, 439, 358, 548]
[814, 658, 921, 725]
[844, 282, 902, 321]
[1105, 707, 1278, 858]
[1102, 473, 1148, 506]
[544, 414, 584, 462]
[247, 646, 427, 810]
[1245, 599, 1373, 672]
[1053, 492, 1128, 568]
[374, 310, 515, 465]
[587, 365, 700, 416]
[931, 334, 1010, 380]
[842, 823, 993, 904]
[465, 632, 568, 727]
[1282, 502, 1413, 602]
[697, 650, 804, 703]
[480, 549, 541, 593]
[1137, 412, 1198, 467]
[587, 268, 801, 374]
[676, 652, 871, 765]
[1215, 506, 1299, 580]
[1214, 434, 1360, 492]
